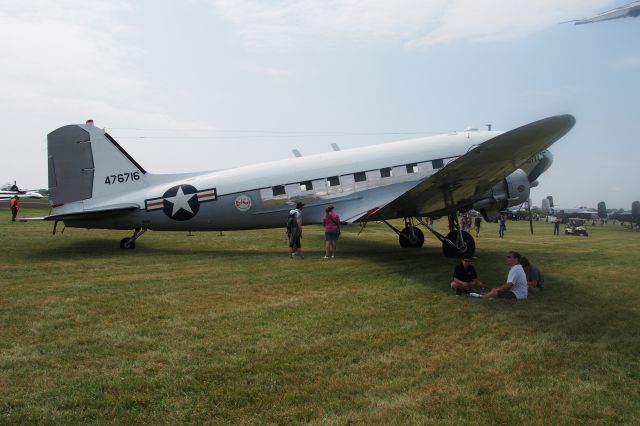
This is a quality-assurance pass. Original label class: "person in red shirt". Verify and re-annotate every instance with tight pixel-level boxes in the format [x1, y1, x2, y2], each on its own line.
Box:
[9, 195, 20, 221]
[322, 205, 340, 259]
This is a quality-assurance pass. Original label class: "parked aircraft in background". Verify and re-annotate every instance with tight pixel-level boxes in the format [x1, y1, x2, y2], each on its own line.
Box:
[540, 196, 599, 221]
[571, 1, 640, 25]
[601, 201, 640, 226]
[25, 115, 575, 256]
[0, 182, 44, 200]
[550, 206, 599, 221]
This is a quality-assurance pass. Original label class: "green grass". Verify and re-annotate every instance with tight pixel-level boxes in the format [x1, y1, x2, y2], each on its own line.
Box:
[1, 209, 639, 424]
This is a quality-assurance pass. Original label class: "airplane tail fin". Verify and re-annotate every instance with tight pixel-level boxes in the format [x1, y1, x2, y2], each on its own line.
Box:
[597, 201, 607, 219]
[47, 121, 148, 208]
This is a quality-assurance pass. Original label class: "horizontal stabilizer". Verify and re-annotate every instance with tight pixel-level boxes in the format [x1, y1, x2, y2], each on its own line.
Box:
[25, 203, 139, 221]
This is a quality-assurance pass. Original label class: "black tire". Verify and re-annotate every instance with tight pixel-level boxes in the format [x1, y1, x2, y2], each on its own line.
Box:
[120, 237, 135, 249]
[442, 230, 475, 258]
[399, 226, 424, 248]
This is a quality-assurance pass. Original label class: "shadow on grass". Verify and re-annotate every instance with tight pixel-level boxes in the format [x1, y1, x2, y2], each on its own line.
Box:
[339, 236, 640, 356]
[23, 231, 640, 355]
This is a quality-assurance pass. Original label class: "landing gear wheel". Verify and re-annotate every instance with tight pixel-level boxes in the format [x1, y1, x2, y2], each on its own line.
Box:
[399, 226, 425, 248]
[442, 230, 475, 258]
[120, 238, 136, 249]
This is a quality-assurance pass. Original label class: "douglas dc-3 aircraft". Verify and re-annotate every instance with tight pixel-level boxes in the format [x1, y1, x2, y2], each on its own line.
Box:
[30, 115, 575, 256]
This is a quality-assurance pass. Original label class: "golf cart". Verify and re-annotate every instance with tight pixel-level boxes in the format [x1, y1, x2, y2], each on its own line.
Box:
[565, 218, 588, 236]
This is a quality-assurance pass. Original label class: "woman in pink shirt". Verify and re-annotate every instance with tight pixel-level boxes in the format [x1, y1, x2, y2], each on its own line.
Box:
[322, 205, 340, 259]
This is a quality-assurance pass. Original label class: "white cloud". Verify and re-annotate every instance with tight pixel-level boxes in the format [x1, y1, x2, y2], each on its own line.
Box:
[208, 0, 611, 49]
[0, 1, 213, 186]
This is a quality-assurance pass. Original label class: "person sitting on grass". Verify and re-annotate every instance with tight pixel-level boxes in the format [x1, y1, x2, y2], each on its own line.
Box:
[482, 251, 528, 300]
[451, 254, 483, 295]
[520, 256, 545, 291]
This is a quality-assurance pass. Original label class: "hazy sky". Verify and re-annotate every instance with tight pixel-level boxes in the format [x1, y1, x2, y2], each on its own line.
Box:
[2, 0, 638, 209]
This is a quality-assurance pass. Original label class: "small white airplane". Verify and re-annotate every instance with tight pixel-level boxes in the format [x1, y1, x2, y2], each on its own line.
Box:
[28, 115, 575, 256]
[0, 182, 44, 200]
[572, 1, 640, 25]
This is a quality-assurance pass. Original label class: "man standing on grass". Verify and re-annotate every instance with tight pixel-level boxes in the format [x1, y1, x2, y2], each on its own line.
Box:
[498, 215, 506, 238]
[9, 195, 20, 222]
[287, 202, 305, 259]
[482, 251, 528, 300]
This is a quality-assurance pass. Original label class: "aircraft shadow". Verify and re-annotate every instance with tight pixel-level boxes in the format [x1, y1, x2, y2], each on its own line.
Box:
[25, 233, 639, 355]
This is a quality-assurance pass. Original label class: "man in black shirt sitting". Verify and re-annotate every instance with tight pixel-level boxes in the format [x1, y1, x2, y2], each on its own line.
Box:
[450, 254, 483, 295]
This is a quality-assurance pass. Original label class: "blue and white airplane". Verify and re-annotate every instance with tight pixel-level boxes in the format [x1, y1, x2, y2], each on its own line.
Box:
[0, 182, 44, 200]
[28, 115, 575, 256]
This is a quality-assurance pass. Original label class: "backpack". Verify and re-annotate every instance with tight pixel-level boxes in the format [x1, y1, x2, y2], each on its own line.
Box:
[286, 210, 297, 231]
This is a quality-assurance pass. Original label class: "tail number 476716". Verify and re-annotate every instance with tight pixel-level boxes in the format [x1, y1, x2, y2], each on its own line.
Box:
[104, 172, 141, 185]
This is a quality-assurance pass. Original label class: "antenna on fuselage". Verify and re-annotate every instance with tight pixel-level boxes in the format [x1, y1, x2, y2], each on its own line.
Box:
[485, 124, 492, 131]
[292, 149, 302, 158]
[331, 143, 341, 151]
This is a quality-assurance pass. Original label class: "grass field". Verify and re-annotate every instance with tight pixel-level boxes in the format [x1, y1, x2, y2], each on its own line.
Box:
[1, 209, 639, 424]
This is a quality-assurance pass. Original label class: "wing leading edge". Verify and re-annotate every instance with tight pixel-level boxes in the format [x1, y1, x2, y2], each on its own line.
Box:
[363, 114, 576, 221]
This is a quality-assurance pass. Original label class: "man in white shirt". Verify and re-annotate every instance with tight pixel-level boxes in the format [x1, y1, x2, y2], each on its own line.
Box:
[482, 251, 528, 300]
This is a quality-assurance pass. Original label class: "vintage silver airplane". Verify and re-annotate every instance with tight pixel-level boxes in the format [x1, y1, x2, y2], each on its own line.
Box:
[0, 182, 44, 200]
[29, 115, 575, 256]
[572, 1, 640, 25]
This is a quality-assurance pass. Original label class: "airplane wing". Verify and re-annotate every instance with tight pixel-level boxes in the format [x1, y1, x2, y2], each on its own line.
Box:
[574, 1, 640, 24]
[0, 191, 43, 200]
[358, 115, 575, 221]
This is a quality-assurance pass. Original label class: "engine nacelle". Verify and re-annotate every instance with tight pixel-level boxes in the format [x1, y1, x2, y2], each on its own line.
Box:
[473, 169, 530, 222]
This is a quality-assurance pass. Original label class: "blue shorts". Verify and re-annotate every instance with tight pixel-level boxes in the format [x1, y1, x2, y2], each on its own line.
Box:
[325, 231, 339, 241]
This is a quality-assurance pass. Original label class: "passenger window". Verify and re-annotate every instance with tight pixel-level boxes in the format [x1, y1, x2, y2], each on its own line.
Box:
[432, 159, 444, 169]
[327, 176, 340, 187]
[354, 172, 367, 182]
[406, 163, 418, 174]
[272, 185, 285, 196]
[300, 181, 313, 191]
[380, 167, 392, 178]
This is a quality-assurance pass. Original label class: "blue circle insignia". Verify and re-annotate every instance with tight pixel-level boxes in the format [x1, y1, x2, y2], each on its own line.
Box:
[162, 184, 200, 221]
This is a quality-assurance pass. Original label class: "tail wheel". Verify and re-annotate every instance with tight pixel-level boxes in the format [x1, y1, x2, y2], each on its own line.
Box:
[442, 230, 475, 258]
[399, 226, 425, 248]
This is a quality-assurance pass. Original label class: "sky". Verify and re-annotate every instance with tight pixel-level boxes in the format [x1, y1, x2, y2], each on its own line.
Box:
[1, 0, 639, 209]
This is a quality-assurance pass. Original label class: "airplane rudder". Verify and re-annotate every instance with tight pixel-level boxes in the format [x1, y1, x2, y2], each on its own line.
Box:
[48, 124, 95, 206]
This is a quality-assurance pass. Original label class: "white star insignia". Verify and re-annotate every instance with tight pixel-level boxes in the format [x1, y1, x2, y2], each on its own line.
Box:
[164, 186, 196, 216]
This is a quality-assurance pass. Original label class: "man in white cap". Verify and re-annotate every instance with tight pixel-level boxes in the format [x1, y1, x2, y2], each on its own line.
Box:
[287, 202, 305, 258]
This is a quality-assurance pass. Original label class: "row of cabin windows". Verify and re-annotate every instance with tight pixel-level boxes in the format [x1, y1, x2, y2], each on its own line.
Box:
[270, 159, 446, 197]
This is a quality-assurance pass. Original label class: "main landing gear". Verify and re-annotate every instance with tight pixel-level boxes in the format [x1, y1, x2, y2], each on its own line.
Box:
[381, 218, 425, 248]
[119, 228, 147, 249]
[381, 216, 475, 257]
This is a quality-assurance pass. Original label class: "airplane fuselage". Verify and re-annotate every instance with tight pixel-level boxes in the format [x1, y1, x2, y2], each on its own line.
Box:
[57, 128, 503, 231]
